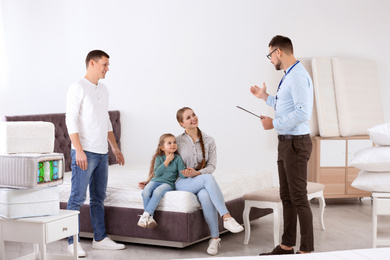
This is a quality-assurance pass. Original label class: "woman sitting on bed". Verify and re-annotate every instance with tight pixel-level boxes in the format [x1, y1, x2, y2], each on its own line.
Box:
[175, 107, 244, 256]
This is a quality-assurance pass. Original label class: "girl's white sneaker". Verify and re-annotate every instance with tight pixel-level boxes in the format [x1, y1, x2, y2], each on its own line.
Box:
[137, 214, 149, 228]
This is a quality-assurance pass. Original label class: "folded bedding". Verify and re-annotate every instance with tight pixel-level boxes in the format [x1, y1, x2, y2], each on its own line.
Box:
[0, 121, 55, 154]
[0, 153, 64, 189]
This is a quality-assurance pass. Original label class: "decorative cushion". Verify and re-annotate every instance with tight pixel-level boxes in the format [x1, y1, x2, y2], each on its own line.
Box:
[332, 58, 384, 136]
[349, 146, 390, 172]
[351, 171, 390, 192]
[367, 123, 390, 146]
[311, 57, 340, 137]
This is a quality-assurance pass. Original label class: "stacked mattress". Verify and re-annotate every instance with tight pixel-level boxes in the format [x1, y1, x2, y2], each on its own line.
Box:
[311, 57, 384, 137]
[0, 121, 63, 218]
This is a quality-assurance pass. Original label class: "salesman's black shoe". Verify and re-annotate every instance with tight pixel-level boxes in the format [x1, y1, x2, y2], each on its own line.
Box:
[260, 245, 294, 255]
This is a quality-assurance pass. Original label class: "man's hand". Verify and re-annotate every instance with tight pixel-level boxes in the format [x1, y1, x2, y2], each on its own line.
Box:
[250, 82, 269, 101]
[261, 116, 274, 130]
[76, 150, 88, 171]
[113, 149, 125, 166]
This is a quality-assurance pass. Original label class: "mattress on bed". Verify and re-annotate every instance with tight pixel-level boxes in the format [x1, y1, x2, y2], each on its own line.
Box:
[0, 121, 55, 154]
[0, 186, 59, 218]
[59, 164, 272, 213]
[0, 153, 64, 189]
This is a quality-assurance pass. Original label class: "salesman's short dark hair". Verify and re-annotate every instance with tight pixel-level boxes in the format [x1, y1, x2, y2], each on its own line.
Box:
[268, 35, 294, 55]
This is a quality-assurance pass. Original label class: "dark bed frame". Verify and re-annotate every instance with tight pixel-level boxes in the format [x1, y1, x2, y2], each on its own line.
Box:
[2, 111, 271, 247]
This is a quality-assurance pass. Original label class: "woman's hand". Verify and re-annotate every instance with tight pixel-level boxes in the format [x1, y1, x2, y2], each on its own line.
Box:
[138, 181, 148, 189]
[181, 167, 200, 178]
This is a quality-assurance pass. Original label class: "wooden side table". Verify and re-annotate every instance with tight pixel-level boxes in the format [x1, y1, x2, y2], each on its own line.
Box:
[0, 209, 79, 260]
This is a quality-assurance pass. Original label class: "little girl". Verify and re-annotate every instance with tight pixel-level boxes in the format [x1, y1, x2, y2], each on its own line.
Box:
[137, 133, 186, 229]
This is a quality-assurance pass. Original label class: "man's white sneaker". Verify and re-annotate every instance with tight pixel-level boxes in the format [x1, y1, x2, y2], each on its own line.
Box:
[67, 242, 86, 257]
[92, 237, 125, 250]
[207, 238, 221, 255]
[223, 217, 244, 233]
[147, 216, 158, 229]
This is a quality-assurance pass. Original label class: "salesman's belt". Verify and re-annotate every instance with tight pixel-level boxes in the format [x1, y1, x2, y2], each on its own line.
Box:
[278, 134, 310, 141]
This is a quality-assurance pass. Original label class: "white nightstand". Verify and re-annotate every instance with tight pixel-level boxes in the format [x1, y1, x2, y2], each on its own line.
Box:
[373, 192, 390, 247]
[0, 209, 79, 260]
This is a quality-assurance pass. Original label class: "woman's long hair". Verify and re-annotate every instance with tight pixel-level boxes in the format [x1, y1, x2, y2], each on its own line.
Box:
[148, 133, 175, 181]
[176, 107, 206, 170]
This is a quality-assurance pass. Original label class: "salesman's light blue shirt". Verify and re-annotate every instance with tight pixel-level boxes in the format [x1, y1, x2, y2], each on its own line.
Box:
[266, 62, 313, 135]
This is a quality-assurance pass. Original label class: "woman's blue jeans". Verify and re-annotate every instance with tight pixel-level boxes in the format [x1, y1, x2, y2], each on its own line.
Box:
[175, 174, 229, 238]
[142, 181, 172, 215]
[67, 149, 108, 244]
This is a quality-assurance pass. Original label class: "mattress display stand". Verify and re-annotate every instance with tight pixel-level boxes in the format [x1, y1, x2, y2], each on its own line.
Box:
[0, 210, 79, 260]
[372, 192, 390, 247]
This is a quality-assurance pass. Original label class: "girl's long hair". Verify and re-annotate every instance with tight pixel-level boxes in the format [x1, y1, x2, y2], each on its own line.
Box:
[148, 133, 175, 181]
[176, 107, 206, 170]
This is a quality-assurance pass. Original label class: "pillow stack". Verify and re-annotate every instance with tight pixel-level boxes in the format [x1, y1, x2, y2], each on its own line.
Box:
[0, 121, 64, 218]
[350, 123, 390, 192]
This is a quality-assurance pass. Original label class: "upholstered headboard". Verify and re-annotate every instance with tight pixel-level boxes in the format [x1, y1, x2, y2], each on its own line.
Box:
[2, 111, 121, 172]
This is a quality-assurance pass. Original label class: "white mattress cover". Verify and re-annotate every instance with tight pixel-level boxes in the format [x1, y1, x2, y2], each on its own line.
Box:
[0, 121, 55, 154]
[0, 186, 59, 218]
[332, 58, 384, 136]
[0, 153, 64, 189]
[311, 57, 340, 137]
[60, 164, 272, 213]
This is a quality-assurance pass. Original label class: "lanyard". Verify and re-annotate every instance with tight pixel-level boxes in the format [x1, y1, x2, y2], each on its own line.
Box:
[274, 60, 300, 109]
[277, 60, 300, 90]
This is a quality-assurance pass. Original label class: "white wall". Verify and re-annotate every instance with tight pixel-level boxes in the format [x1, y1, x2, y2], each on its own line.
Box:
[1, 0, 389, 181]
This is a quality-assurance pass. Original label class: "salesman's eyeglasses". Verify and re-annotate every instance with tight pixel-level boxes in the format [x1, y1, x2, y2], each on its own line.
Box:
[266, 49, 278, 60]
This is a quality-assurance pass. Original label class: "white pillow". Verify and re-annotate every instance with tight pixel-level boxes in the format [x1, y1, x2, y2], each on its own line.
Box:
[367, 123, 390, 146]
[349, 146, 390, 171]
[352, 171, 390, 192]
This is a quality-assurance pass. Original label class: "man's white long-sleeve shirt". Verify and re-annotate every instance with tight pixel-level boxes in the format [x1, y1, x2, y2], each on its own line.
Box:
[66, 78, 113, 154]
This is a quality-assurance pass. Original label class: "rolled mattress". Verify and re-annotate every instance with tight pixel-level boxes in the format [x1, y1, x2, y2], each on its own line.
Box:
[0, 186, 59, 218]
[0, 153, 64, 189]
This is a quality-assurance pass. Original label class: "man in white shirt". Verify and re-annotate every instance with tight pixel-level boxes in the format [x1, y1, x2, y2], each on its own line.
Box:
[66, 50, 125, 257]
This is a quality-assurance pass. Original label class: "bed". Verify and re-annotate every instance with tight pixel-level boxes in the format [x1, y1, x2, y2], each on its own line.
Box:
[2, 111, 272, 248]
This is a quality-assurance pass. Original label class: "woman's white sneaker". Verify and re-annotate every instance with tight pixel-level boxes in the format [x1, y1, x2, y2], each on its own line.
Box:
[207, 238, 221, 255]
[67, 242, 86, 257]
[92, 237, 125, 250]
[223, 217, 244, 233]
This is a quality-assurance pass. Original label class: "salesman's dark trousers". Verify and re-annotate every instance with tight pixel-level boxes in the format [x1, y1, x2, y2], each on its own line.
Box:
[277, 134, 313, 252]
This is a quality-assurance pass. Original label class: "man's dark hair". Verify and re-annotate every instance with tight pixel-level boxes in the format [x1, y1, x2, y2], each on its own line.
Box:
[268, 35, 294, 55]
[85, 50, 110, 68]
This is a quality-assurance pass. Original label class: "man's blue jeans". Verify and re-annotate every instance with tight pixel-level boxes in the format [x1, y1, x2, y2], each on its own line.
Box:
[67, 149, 108, 244]
[142, 181, 172, 215]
